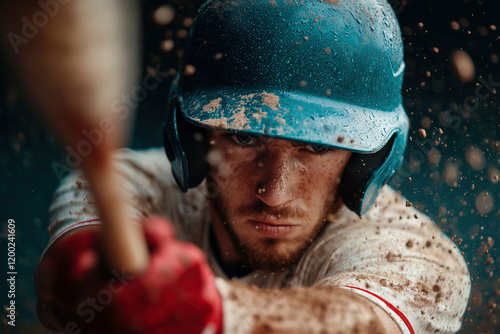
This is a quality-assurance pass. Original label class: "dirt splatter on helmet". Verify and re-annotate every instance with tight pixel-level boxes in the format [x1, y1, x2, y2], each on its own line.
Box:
[164, 0, 409, 216]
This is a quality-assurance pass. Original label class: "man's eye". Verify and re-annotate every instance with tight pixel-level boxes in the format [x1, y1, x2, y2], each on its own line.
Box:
[305, 145, 328, 153]
[231, 134, 257, 145]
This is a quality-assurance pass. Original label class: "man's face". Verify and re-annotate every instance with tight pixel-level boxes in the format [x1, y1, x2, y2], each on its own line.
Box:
[208, 131, 352, 271]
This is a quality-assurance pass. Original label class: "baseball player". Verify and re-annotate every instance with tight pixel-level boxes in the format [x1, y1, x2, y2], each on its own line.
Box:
[34, 0, 470, 333]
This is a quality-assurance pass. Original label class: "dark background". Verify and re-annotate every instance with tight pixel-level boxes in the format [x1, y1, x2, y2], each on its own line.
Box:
[1, 0, 499, 333]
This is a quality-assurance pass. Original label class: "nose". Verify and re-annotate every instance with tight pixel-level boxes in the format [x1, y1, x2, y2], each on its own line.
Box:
[255, 151, 296, 207]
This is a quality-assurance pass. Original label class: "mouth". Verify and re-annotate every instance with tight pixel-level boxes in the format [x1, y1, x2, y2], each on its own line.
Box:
[248, 219, 297, 238]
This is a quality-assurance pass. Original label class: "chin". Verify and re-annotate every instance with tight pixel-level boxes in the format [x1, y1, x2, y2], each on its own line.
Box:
[243, 238, 309, 271]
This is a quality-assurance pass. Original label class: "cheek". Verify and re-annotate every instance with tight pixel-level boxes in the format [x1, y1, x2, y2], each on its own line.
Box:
[213, 155, 256, 201]
[300, 157, 348, 203]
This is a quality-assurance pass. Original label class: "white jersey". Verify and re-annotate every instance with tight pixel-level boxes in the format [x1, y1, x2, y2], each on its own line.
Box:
[47, 148, 470, 334]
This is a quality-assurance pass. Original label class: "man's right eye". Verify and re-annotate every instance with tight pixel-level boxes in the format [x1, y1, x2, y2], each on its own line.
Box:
[230, 134, 258, 145]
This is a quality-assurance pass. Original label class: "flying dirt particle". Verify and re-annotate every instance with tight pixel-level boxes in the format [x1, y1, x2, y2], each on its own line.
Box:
[160, 39, 175, 52]
[487, 167, 500, 184]
[406, 200, 412, 207]
[425, 71, 431, 78]
[491, 54, 499, 63]
[325, 89, 332, 96]
[438, 128, 444, 135]
[153, 5, 175, 26]
[450, 21, 460, 30]
[337, 136, 344, 143]
[408, 177, 412, 182]
[177, 29, 188, 39]
[450, 50, 475, 83]
[184, 64, 196, 76]
[432, 47, 439, 54]
[475, 191, 494, 214]
[402, 26, 412, 35]
[459, 18, 469, 27]
[324, 47, 332, 54]
[183, 17, 193, 28]
[490, 25, 497, 31]
[486, 257, 494, 265]
[214, 53, 223, 60]
[418, 22, 424, 28]
[442, 162, 459, 186]
[465, 146, 485, 171]
[303, 36, 309, 41]
[206, 149, 223, 166]
[418, 128, 427, 139]
[421, 117, 431, 129]
[478, 26, 488, 37]
[427, 148, 441, 165]
[300, 81, 307, 87]
[406, 240, 413, 248]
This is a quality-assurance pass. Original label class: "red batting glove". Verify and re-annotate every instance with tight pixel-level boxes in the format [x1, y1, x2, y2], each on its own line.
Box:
[35, 216, 223, 334]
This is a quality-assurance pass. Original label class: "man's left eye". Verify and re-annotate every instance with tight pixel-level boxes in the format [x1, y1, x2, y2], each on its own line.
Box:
[231, 134, 258, 145]
[305, 145, 328, 153]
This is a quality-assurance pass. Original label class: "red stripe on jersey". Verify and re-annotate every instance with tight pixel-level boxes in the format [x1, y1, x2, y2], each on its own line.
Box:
[344, 285, 415, 334]
[54, 218, 102, 239]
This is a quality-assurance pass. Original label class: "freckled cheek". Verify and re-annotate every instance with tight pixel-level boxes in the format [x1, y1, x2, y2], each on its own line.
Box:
[300, 164, 343, 203]
[296, 168, 323, 200]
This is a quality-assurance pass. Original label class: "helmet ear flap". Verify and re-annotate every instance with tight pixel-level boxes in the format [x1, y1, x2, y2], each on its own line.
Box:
[340, 135, 396, 216]
[163, 101, 210, 191]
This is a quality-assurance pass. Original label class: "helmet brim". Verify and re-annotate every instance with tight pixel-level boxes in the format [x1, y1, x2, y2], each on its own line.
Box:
[179, 88, 408, 153]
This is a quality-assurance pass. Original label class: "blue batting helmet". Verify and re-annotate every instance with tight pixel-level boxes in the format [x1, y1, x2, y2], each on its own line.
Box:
[164, 0, 409, 216]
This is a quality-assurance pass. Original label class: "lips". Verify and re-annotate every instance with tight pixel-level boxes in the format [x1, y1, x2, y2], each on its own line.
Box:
[249, 220, 296, 238]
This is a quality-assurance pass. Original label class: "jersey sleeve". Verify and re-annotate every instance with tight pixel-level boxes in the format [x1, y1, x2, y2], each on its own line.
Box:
[45, 148, 177, 250]
[292, 186, 470, 334]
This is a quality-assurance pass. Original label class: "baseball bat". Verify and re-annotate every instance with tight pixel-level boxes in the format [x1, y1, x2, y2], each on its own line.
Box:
[1, 0, 149, 275]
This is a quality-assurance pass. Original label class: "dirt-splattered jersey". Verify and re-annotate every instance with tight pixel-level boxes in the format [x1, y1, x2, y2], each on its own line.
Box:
[46, 148, 470, 334]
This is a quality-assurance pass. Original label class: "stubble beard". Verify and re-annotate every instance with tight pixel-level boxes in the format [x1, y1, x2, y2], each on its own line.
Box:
[211, 191, 338, 272]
